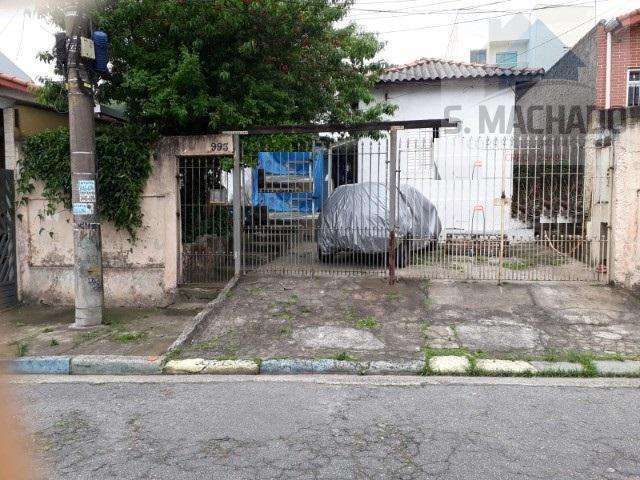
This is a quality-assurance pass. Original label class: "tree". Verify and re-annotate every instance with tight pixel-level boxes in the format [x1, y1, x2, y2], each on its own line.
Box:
[39, 0, 394, 135]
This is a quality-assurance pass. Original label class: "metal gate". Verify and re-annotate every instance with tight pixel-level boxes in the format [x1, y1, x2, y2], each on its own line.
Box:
[178, 157, 234, 284]
[178, 128, 611, 284]
[0, 169, 17, 308]
[239, 131, 610, 283]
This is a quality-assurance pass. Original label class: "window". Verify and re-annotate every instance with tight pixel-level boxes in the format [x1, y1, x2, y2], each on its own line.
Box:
[628, 69, 640, 107]
[470, 49, 487, 64]
[496, 51, 518, 68]
[0, 119, 4, 169]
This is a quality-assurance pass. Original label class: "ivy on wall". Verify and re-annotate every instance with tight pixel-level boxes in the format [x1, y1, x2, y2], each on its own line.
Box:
[18, 125, 156, 240]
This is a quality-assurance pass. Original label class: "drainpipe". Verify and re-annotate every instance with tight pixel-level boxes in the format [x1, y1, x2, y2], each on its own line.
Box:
[604, 17, 621, 110]
[607, 136, 616, 285]
[605, 31, 612, 110]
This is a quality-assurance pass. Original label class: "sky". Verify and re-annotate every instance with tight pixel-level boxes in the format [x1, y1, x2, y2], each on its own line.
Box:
[0, 0, 637, 84]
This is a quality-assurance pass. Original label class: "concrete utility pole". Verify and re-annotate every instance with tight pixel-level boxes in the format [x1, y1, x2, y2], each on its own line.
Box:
[65, 5, 104, 327]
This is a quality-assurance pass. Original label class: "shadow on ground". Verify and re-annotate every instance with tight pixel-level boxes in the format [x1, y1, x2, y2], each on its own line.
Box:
[183, 275, 640, 362]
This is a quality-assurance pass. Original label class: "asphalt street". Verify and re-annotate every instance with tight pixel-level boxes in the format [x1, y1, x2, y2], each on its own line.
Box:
[9, 376, 640, 480]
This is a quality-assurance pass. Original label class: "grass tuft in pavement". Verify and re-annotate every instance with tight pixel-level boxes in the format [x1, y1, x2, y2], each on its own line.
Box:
[16, 342, 28, 357]
[333, 352, 358, 362]
[355, 316, 379, 330]
[112, 331, 147, 343]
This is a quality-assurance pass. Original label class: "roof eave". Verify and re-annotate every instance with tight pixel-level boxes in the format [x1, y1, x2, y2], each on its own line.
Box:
[606, 8, 640, 31]
[376, 73, 543, 85]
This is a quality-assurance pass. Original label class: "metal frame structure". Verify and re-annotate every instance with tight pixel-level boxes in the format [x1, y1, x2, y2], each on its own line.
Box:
[177, 121, 611, 286]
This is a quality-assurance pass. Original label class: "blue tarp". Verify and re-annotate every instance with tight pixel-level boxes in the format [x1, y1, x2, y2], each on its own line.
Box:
[252, 151, 326, 214]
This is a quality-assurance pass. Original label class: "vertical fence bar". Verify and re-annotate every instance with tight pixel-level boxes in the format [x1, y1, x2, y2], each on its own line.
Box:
[233, 134, 242, 278]
[497, 137, 506, 285]
[388, 127, 401, 284]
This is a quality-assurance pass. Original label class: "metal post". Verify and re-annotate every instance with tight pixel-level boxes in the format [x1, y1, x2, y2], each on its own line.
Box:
[498, 194, 506, 286]
[232, 134, 242, 277]
[606, 137, 616, 285]
[497, 138, 507, 286]
[388, 127, 401, 285]
[66, 6, 104, 328]
[327, 147, 334, 195]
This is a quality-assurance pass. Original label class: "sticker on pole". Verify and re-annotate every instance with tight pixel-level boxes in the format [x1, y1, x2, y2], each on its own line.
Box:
[77, 179, 96, 203]
[73, 203, 94, 215]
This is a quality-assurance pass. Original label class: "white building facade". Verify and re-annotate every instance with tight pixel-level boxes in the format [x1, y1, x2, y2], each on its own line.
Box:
[357, 59, 543, 236]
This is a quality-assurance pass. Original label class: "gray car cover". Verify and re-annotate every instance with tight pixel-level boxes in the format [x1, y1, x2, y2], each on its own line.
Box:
[318, 182, 442, 255]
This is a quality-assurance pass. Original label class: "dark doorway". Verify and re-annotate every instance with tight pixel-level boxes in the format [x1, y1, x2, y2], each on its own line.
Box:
[330, 141, 358, 188]
[0, 169, 17, 308]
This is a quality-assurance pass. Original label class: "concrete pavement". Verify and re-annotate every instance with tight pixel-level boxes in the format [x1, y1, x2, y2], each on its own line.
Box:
[183, 276, 640, 363]
[10, 375, 640, 479]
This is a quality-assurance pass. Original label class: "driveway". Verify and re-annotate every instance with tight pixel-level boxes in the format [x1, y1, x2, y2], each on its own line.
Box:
[182, 275, 640, 362]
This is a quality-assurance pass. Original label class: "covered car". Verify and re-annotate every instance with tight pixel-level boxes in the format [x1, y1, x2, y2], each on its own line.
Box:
[317, 182, 442, 260]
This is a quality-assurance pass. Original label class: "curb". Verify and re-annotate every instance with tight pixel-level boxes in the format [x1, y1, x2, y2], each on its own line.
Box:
[3, 356, 640, 378]
[164, 358, 259, 375]
[260, 359, 426, 375]
[70, 355, 162, 375]
[4, 356, 71, 375]
[261, 359, 363, 375]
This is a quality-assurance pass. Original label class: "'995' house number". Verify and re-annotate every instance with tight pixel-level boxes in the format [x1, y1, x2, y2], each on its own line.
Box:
[210, 142, 229, 152]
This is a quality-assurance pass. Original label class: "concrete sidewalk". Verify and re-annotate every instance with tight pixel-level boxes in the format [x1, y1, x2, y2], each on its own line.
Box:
[0, 303, 204, 361]
[182, 275, 640, 363]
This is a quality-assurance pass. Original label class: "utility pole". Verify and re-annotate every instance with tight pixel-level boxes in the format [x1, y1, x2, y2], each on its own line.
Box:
[65, 5, 104, 327]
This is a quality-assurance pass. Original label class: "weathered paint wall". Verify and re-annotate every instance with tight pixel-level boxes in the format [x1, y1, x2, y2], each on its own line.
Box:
[587, 109, 640, 290]
[609, 113, 640, 289]
[14, 144, 179, 307]
[14, 105, 67, 139]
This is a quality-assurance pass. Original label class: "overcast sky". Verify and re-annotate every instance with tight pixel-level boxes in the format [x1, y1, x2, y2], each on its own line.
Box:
[0, 0, 637, 83]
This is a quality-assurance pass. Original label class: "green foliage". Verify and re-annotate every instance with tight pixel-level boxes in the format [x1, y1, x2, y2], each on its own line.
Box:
[19, 125, 156, 239]
[34, 78, 68, 113]
[37, 0, 394, 134]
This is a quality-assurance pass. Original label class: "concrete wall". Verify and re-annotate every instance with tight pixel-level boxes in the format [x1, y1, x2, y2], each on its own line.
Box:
[586, 108, 640, 291]
[13, 140, 180, 307]
[14, 105, 67, 139]
[608, 111, 640, 289]
[516, 24, 600, 136]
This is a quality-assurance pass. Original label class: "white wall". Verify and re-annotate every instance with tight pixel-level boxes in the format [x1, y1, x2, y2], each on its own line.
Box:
[487, 40, 528, 67]
[372, 78, 517, 136]
[358, 78, 531, 236]
[486, 15, 567, 70]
